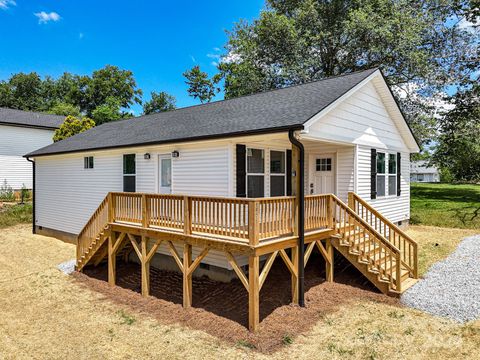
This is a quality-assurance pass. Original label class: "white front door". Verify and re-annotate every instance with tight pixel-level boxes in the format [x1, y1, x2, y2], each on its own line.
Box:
[310, 153, 335, 195]
[158, 154, 172, 194]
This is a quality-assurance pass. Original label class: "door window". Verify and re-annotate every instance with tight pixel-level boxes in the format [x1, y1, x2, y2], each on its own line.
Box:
[316, 158, 332, 171]
[161, 158, 172, 187]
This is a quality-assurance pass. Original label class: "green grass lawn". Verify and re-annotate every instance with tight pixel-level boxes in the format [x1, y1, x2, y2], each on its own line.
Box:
[0, 203, 32, 229]
[411, 183, 480, 229]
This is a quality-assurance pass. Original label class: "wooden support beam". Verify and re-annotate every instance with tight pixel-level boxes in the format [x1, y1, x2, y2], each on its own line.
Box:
[291, 246, 299, 304]
[108, 232, 116, 286]
[326, 239, 334, 282]
[141, 236, 150, 297]
[167, 241, 184, 272]
[146, 239, 162, 263]
[259, 251, 278, 291]
[183, 244, 192, 308]
[248, 255, 260, 332]
[315, 240, 329, 262]
[279, 249, 298, 277]
[128, 233, 142, 260]
[225, 251, 249, 291]
[304, 241, 316, 267]
[186, 247, 209, 277]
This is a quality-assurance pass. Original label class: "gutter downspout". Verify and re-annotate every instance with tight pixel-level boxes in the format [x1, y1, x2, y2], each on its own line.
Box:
[288, 129, 305, 307]
[26, 157, 35, 234]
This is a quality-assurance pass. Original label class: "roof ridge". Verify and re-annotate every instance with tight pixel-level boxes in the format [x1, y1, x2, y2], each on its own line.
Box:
[131, 67, 379, 121]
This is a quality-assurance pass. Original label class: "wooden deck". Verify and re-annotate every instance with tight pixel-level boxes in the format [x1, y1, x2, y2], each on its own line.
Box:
[76, 192, 418, 331]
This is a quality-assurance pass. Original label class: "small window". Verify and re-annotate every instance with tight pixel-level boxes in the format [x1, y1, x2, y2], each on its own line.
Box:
[376, 153, 386, 197]
[270, 150, 286, 196]
[388, 154, 397, 195]
[316, 158, 332, 171]
[246, 148, 265, 198]
[123, 154, 136, 192]
[84, 156, 94, 169]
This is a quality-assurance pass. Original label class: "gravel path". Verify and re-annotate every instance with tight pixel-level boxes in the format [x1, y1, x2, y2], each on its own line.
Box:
[401, 235, 480, 322]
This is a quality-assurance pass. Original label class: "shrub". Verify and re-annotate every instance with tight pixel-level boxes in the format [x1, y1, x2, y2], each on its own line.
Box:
[0, 180, 14, 201]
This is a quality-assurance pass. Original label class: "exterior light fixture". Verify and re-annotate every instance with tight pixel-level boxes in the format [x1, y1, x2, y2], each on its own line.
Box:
[144, 153, 151, 160]
[172, 151, 179, 158]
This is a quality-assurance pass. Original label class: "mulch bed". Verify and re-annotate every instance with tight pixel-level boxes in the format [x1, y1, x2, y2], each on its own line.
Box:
[73, 253, 398, 353]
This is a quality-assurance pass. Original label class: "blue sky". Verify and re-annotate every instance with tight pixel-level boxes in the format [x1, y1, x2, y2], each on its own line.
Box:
[0, 0, 265, 114]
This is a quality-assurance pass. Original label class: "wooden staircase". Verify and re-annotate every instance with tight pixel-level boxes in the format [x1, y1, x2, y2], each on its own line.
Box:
[328, 193, 418, 295]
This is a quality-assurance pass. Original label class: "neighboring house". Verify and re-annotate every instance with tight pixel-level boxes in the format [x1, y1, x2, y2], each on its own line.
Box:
[0, 108, 64, 191]
[26, 68, 420, 330]
[410, 160, 440, 183]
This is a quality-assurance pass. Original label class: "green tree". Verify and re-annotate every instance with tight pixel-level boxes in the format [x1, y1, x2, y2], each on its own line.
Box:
[183, 65, 219, 103]
[91, 97, 129, 125]
[143, 91, 176, 114]
[48, 102, 81, 117]
[0, 72, 43, 110]
[432, 82, 480, 182]
[86, 65, 143, 115]
[53, 115, 96, 142]
[215, 0, 479, 146]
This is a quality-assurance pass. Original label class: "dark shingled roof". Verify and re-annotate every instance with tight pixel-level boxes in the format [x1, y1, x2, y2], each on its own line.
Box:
[0, 108, 64, 129]
[26, 68, 378, 157]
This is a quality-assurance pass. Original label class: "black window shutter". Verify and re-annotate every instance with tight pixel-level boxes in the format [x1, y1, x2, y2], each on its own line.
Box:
[286, 149, 292, 196]
[371, 149, 377, 199]
[236, 144, 246, 197]
[397, 152, 401, 196]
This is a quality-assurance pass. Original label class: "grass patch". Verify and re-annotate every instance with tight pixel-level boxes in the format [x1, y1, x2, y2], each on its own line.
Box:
[405, 225, 477, 276]
[411, 183, 480, 229]
[0, 203, 32, 229]
[117, 310, 136, 325]
[281, 333, 293, 345]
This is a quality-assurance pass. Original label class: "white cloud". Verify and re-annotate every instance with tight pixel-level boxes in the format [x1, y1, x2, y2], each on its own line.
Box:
[79, 32, 84, 39]
[34, 11, 61, 24]
[190, 55, 196, 63]
[0, 0, 16, 10]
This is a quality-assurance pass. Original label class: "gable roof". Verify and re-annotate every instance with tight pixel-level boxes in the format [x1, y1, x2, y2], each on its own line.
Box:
[27, 68, 414, 158]
[0, 108, 64, 129]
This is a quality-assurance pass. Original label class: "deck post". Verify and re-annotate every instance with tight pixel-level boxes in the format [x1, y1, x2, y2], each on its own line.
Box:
[291, 246, 299, 304]
[348, 192, 355, 210]
[325, 239, 334, 282]
[248, 200, 259, 246]
[248, 255, 260, 332]
[108, 232, 116, 286]
[141, 236, 150, 297]
[107, 192, 114, 223]
[183, 243, 193, 308]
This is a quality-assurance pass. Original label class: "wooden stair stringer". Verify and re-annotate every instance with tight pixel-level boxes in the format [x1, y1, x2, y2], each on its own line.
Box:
[76, 226, 110, 271]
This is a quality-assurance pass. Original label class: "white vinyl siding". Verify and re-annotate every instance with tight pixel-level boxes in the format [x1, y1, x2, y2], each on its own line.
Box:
[357, 145, 410, 223]
[307, 81, 409, 152]
[35, 142, 235, 269]
[0, 124, 55, 189]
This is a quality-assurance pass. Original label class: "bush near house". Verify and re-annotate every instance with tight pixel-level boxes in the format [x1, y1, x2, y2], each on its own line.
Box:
[410, 183, 480, 229]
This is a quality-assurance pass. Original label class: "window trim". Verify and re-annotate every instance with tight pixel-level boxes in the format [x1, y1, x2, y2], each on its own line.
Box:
[84, 156, 94, 169]
[246, 147, 265, 198]
[376, 151, 399, 198]
[123, 154, 136, 193]
[269, 149, 287, 197]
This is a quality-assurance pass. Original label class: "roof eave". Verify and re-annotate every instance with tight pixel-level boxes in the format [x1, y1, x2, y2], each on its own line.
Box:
[24, 124, 304, 158]
[0, 121, 60, 130]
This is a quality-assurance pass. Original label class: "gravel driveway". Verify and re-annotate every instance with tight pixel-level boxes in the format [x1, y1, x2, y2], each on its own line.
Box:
[401, 235, 480, 322]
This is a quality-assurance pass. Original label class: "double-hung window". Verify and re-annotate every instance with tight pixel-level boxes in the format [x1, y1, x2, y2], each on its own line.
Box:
[246, 148, 264, 198]
[123, 154, 136, 192]
[376, 152, 386, 197]
[270, 150, 286, 196]
[84, 156, 94, 169]
[388, 154, 397, 195]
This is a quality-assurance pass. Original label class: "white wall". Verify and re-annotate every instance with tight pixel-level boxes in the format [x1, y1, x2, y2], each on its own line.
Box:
[35, 141, 239, 269]
[304, 79, 413, 223]
[0, 124, 55, 189]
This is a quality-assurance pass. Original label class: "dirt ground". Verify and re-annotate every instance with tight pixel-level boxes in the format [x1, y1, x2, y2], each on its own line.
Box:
[1, 224, 479, 359]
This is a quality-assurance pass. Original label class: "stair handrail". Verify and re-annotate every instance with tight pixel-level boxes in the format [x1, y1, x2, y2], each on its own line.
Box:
[348, 192, 418, 278]
[77, 193, 110, 264]
[330, 194, 402, 291]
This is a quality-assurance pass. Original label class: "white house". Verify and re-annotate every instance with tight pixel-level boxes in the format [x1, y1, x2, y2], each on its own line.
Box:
[410, 160, 440, 183]
[25, 68, 419, 275]
[0, 108, 63, 190]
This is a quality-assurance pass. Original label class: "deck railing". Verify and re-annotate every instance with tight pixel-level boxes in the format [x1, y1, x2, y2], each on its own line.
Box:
[109, 192, 297, 245]
[348, 192, 418, 278]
